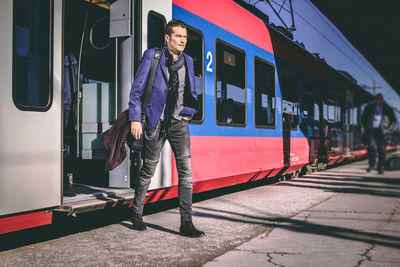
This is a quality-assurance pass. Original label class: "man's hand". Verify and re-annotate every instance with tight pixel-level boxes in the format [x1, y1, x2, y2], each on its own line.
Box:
[182, 116, 190, 121]
[131, 121, 142, 140]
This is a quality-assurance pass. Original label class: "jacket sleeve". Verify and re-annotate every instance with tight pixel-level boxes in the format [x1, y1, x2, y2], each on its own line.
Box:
[385, 104, 397, 127]
[129, 49, 154, 121]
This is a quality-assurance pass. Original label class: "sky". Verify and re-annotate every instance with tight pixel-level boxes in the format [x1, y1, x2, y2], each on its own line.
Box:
[242, 0, 400, 117]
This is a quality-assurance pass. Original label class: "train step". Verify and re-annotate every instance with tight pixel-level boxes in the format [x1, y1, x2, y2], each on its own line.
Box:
[55, 183, 135, 216]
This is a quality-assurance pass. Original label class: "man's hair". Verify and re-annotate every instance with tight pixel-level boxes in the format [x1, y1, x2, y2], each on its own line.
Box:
[375, 93, 383, 100]
[165, 19, 187, 36]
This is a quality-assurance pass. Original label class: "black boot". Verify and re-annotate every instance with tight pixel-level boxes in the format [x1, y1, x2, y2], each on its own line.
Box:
[179, 221, 204, 238]
[131, 213, 147, 231]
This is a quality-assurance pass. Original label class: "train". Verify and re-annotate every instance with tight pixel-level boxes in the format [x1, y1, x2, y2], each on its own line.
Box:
[1, 0, 398, 235]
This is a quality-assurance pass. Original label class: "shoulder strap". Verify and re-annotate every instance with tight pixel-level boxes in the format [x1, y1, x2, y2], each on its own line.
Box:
[141, 48, 162, 120]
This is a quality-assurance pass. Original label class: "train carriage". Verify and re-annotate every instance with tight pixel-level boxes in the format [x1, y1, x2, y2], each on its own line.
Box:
[0, 0, 396, 235]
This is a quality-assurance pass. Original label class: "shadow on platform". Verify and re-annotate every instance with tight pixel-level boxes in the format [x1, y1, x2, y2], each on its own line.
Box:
[193, 204, 400, 249]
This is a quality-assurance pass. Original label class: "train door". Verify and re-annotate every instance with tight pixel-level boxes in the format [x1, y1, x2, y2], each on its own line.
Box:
[137, 0, 172, 190]
[60, 0, 172, 205]
[0, 0, 63, 215]
[60, 0, 144, 209]
[344, 89, 354, 155]
[301, 79, 319, 162]
[337, 91, 345, 155]
[324, 88, 338, 157]
[281, 70, 299, 168]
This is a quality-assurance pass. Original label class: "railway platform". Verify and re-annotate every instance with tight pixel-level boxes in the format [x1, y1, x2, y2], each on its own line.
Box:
[205, 158, 400, 267]
[1, 155, 400, 266]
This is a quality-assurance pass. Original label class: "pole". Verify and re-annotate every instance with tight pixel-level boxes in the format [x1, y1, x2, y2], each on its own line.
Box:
[373, 80, 376, 95]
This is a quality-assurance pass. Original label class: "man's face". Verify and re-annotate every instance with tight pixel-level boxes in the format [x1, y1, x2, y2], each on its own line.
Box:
[375, 96, 383, 106]
[165, 26, 187, 55]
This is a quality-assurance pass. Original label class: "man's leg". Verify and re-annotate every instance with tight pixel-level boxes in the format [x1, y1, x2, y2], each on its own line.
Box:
[168, 119, 204, 237]
[376, 136, 386, 174]
[367, 134, 377, 171]
[167, 119, 193, 222]
[132, 122, 165, 227]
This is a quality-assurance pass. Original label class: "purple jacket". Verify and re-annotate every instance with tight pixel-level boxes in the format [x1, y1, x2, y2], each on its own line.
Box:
[129, 48, 199, 129]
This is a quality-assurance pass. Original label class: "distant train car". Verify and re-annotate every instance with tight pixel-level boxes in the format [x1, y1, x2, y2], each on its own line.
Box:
[1, 0, 397, 235]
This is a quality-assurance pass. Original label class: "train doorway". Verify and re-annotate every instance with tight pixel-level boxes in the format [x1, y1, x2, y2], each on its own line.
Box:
[60, 0, 172, 214]
[62, 0, 133, 210]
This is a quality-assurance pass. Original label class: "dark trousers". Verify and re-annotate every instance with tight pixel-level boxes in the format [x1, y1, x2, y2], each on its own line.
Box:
[367, 129, 386, 171]
[133, 119, 193, 222]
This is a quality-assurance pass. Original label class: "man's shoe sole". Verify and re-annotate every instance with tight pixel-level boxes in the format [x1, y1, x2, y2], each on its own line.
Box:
[132, 226, 147, 231]
[179, 231, 205, 238]
[131, 222, 147, 231]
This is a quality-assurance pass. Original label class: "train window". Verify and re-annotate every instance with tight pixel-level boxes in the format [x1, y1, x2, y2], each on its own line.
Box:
[325, 90, 337, 122]
[215, 40, 246, 126]
[185, 26, 204, 123]
[350, 107, 358, 125]
[13, 0, 52, 111]
[327, 103, 336, 121]
[281, 70, 299, 130]
[254, 57, 275, 128]
[302, 80, 314, 120]
[314, 103, 320, 121]
[148, 11, 166, 49]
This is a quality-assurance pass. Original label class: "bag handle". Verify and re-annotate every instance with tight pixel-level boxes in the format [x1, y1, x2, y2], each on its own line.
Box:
[141, 48, 162, 121]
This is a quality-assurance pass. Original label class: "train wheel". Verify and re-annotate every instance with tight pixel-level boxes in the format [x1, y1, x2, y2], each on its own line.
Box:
[291, 169, 300, 179]
[305, 164, 316, 174]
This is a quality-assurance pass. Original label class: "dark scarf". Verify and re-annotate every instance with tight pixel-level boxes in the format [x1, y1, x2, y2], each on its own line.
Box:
[164, 47, 185, 122]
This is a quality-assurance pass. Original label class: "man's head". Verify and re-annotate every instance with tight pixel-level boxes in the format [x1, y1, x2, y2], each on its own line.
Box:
[374, 93, 383, 106]
[165, 19, 187, 55]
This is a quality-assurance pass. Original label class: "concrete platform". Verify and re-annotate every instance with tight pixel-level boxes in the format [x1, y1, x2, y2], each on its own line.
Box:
[206, 160, 400, 267]
[1, 158, 399, 266]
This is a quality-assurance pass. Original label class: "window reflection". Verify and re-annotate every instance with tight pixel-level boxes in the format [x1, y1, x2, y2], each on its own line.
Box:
[254, 57, 276, 128]
[215, 40, 246, 126]
[13, 0, 51, 110]
[185, 27, 204, 123]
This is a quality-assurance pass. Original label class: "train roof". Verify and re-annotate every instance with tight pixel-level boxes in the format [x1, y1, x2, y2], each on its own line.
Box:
[231, 0, 374, 95]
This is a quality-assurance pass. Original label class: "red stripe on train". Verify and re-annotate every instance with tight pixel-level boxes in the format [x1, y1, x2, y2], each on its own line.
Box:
[0, 211, 52, 235]
[173, 0, 274, 54]
[172, 136, 309, 185]
[145, 169, 278, 204]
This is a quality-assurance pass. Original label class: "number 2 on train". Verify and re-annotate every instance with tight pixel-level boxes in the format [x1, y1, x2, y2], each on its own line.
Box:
[206, 51, 213, 73]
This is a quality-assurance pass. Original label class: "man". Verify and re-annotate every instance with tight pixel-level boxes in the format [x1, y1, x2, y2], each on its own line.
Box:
[361, 93, 396, 174]
[128, 19, 204, 237]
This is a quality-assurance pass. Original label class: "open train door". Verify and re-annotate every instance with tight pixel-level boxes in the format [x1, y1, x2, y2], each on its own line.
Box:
[344, 89, 354, 155]
[140, 0, 172, 52]
[133, 0, 173, 190]
[0, 0, 63, 217]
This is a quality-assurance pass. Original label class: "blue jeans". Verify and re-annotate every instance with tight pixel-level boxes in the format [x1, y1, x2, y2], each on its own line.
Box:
[133, 118, 193, 222]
